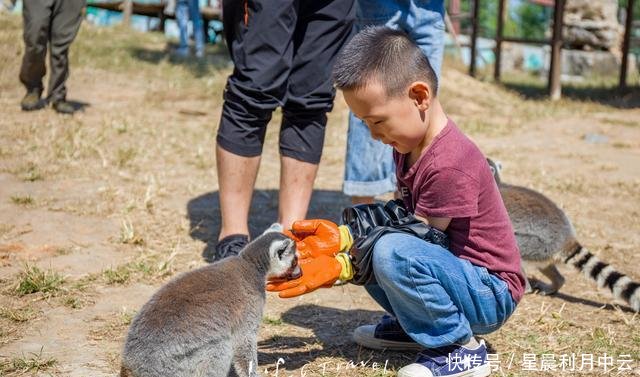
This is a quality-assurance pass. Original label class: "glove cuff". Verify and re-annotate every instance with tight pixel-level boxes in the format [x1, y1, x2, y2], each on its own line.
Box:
[338, 225, 353, 252]
[335, 253, 354, 281]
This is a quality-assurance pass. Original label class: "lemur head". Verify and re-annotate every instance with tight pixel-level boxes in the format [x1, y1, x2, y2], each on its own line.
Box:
[243, 232, 301, 280]
[486, 158, 503, 185]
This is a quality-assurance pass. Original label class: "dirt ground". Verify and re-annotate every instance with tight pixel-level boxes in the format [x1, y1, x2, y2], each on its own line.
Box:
[1, 14, 640, 377]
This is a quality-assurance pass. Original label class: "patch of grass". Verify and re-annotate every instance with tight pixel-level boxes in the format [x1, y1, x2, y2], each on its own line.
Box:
[0, 306, 37, 323]
[89, 308, 136, 342]
[612, 142, 632, 149]
[600, 117, 639, 127]
[0, 349, 57, 374]
[116, 146, 137, 168]
[0, 223, 15, 237]
[10, 194, 34, 206]
[16, 162, 43, 182]
[119, 219, 145, 245]
[62, 296, 84, 309]
[13, 265, 65, 296]
[103, 265, 131, 285]
[262, 316, 283, 326]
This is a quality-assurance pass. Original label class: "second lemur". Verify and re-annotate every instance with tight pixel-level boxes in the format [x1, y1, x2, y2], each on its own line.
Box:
[487, 158, 639, 312]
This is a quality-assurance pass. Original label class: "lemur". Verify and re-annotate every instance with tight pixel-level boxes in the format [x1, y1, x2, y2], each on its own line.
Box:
[120, 232, 300, 377]
[487, 158, 640, 312]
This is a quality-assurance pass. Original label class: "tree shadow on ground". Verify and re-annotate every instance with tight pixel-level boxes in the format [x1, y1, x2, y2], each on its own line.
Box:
[503, 81, 640, 109]
[128, 42, 230, 78]
[186, 189, 351, 261]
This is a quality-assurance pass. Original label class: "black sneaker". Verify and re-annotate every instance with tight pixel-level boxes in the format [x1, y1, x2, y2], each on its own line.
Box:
[203, 234, 249, 263]
[20, 88, 44, 111]
[353, 314, 424, 351]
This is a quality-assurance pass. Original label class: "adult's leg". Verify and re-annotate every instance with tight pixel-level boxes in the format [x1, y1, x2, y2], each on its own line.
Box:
[175, 0, 189, 54]
[277, 156, 318, 230]
[216, 0, 297, 240]
[407, 0, 446, 80]
[19, 0, 53, 93]
[278, 0, 355, 228]
[343, 1, 446, 203]
[187, 0, 204, 56]
[371, 233, 517, 348]
[48, 0, 84, 103]
[342, 1, 402, 203]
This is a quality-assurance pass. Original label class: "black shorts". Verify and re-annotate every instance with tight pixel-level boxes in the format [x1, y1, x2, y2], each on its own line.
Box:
[216, 0, 355, 164]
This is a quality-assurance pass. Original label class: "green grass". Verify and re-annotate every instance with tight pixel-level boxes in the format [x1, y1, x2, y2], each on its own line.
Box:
[103, 265, 132, 285]
[262, 316, 283, 326]
[10, 195, 34, 206]
[0, 349, 57, 374]
[13, 265, 65, 296]
[0, 306, 37, 323]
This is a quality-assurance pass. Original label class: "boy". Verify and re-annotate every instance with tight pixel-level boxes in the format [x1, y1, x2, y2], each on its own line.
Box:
[268, 26, 525, 377]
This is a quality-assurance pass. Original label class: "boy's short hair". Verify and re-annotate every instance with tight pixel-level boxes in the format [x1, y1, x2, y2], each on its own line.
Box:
[333, 26, 439, 97]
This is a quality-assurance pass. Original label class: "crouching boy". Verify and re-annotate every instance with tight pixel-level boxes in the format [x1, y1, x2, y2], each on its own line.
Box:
[268, 26, 525, 377]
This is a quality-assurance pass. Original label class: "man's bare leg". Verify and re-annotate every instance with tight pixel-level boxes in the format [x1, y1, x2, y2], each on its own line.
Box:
[216, 145, 261, 240]
[278, 156, 319, 230]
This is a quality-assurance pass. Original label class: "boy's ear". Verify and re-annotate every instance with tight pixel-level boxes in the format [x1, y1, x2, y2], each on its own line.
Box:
[408, 81, 431, 111]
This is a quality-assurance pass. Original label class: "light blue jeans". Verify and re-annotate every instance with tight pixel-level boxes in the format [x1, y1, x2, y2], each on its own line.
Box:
[176, 0, 204, 55]
[365, 233, 517, 348]
[343, 0, 446, 196]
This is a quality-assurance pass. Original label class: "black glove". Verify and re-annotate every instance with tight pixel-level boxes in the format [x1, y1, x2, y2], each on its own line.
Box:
[341, 199, 450, 286]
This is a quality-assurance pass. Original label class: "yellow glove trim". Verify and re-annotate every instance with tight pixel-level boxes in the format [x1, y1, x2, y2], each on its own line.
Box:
[335, 253, 354, 281]
[338, 225, 353, 252]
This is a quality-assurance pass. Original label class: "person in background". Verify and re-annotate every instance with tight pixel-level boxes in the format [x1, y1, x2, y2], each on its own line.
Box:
[343, 0, 446, 205]
[207, 0, 355, 262]
[175, 0, 205, 58]
[19, 0, 86, 114]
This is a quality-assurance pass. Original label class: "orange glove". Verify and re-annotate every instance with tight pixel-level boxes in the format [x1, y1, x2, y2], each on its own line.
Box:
[288, 219, 353, 259]
[266, 254, 353, 298]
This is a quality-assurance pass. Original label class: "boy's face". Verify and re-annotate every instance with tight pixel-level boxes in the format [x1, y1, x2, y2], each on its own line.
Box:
[343, 81, 429, 155]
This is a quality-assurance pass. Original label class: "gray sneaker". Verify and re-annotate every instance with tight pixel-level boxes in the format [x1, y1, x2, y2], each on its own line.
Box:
[20, 88, 44, 111]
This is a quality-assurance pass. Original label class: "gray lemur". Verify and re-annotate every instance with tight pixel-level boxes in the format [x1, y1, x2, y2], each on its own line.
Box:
[120, 232, 300, 377]
[487, 158, 640, 312]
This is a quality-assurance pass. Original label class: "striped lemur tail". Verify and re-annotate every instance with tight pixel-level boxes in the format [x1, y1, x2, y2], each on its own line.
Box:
[563, 242, 640, 312]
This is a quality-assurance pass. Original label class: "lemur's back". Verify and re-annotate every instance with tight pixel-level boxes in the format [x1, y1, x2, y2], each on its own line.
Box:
[499, 183, 576, 262]
[120, 232, 298, 377]
[487, 158, 640, 312]
[121, 257, 264, 377]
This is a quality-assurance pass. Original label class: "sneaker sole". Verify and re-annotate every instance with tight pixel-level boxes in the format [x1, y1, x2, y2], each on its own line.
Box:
[397, 363, 491, 377]
[353, 327, 424, 351]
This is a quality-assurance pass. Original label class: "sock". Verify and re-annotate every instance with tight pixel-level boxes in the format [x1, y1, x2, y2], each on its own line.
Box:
[463, 336, 480, 349]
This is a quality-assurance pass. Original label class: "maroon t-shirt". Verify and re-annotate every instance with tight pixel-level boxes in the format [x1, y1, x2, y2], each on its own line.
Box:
[394, 119, 525, 302]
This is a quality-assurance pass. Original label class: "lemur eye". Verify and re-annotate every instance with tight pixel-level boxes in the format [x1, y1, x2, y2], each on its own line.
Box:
[277, 244, 289, 259]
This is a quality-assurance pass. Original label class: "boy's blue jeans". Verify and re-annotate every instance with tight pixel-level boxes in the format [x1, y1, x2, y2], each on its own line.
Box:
[343, 0, 445, 196]
[176, 0, 204, 54]
[365, 233, 517, 348]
